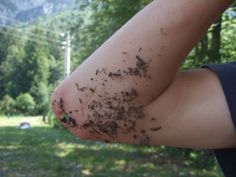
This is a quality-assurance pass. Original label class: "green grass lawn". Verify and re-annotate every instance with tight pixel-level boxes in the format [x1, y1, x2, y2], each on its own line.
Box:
[0, 116, 223, 177]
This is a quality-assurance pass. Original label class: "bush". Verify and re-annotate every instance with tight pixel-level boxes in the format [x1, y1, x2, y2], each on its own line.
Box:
[30, 82, 50, 115]
[47, 109, 63, 128]
[0, 95, 16, 116]
[15, 93, 35, 115]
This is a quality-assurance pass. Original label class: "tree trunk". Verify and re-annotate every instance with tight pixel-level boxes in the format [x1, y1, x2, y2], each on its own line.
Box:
[210, 15, 222, 63]
[194, 34, 208, 66]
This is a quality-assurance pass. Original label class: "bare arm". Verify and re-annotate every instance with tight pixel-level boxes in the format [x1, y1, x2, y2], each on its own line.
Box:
[51, 0, 235, 148]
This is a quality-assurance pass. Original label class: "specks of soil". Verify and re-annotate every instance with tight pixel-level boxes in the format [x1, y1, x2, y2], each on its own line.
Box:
[160, 28, 168, 35]
[55, 96, 78, 128]
[72, 51, 154, 138]
[93, 52, 152, 80]
[150, 127, 162, 131]
[135, 55, 152, 79]
[133, 134, 138, 139]
[56, 96, 65, 112]
[89, 88, 96, 93]
[139, 134, 150, 146]
[108, 70, 122, 79]
[151, 117, 156, 121]
[141, 129, 146, 134]
[60, 112, 77, 128]
[136, 55, 147, 69]
[79, 87, 144, 137]
[81, 119, 94, 129]
[75, 83, 87, 92]
[95, 68, 107, 76]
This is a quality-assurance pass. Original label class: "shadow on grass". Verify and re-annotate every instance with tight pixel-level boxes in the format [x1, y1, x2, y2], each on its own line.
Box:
[0, 126, 222, 177]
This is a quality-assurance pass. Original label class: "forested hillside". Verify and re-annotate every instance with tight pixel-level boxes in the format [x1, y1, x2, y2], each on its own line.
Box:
[0, 0, 75, 25]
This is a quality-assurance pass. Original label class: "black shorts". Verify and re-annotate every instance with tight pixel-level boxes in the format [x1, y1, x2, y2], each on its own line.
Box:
[203, 62, 236, 177]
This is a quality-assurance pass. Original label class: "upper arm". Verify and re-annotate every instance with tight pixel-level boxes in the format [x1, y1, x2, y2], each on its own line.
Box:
[140, 69, 236, 149]
[51, 68, 236, 149]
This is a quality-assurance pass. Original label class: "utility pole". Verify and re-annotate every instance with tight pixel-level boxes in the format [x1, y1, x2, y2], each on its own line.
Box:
[64, 31, 71, 78]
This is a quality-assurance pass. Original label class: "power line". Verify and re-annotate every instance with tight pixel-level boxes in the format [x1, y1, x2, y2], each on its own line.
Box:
[0, 15, 62, 37]
[1, 29, 74, 80]
[0, 13, 86, 37]
[0, 28, 59, 46]
[0, 15, 67, 44]
[0, 14, 85, 47]
[0, 24, 62, 44]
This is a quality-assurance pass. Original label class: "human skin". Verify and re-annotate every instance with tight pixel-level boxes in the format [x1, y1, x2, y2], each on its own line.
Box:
[51, 0, 236, 149]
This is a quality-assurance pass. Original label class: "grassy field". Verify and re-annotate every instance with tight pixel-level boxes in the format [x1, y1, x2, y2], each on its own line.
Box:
[0, 116, 223, 177]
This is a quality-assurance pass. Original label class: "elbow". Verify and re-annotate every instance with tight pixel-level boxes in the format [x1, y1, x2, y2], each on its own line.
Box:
[50, 75, 145, 144]
[50, 83, 95, 141]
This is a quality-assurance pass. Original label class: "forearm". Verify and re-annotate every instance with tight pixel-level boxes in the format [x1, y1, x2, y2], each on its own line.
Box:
[51, 0, 231, 142]
[66, 0, 230, 104]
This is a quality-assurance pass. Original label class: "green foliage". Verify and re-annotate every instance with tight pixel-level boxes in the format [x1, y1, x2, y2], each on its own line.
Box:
[220, 7, 236, 63]
[48, 55, 63, 85]
[30, 82, 50, 115]
[158, 146, 216, 170]
[0, 25, 63, 115]
[47, 109, 64, 128]
[0, 28, 10, 65]
[15, 93, 35, 115]
[20, 34, 49, 93]
[183, 4, 236, 69]
[0, 95, 15, 116]
[0, 28, 25, 98]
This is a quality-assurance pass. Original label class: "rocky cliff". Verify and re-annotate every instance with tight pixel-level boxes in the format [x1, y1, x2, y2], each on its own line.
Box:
[0, 0, 75, 25]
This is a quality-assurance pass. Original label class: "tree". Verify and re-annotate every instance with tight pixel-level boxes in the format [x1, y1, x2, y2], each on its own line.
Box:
[0, 95, 15, 117]
[15, 93, 35, 115]
[22, 39, 49, 93]
[183, 3, 236, 69]
[0, 28, 25, 99]
[5, 27, 51, 115]
[210, 15, 222, 63]
[0, 23, 64, 116]
[0, 28, 10, 65]
[30, 82, 50, 117]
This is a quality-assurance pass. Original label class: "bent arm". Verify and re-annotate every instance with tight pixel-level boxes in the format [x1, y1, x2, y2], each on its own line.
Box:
[51, 0, 233, 148]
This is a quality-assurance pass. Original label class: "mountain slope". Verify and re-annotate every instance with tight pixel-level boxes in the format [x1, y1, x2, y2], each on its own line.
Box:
[0, 0, 75, 25]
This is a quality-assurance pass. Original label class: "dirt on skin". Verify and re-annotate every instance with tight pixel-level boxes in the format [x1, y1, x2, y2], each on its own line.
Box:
[53, 47, 164, 145]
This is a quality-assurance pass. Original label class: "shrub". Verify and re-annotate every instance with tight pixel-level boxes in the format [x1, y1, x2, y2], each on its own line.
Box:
[47, 109, 63, 128]
[0, 95, 16, 116]
[15, 93, 35, 115]
[30, 82, 49, 115]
